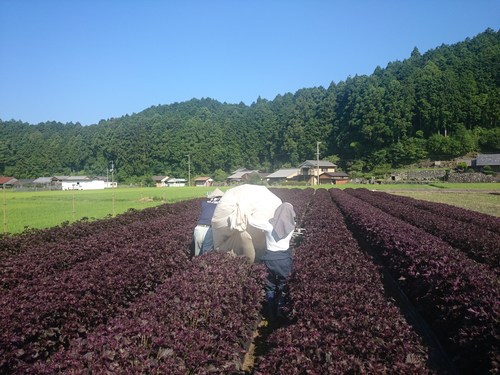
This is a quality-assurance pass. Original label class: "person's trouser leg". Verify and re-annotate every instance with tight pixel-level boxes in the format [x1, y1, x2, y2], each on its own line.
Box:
[193, 225, 209, 256]
[201, 227, 214, 254]
[264, 273, 278, 321]
[263, 254, 292, 321]
[275, 276, 287, 319]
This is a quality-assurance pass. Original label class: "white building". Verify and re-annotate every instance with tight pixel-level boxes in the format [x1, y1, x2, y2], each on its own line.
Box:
[57, 176, 117, 190]
[166, 178, 187, 187]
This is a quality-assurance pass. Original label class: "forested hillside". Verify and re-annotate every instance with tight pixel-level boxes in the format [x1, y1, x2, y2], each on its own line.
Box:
[1, 29, 498, 182]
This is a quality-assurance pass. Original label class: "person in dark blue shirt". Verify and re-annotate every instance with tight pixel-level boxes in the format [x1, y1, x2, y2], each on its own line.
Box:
[193, 188, 224, 256]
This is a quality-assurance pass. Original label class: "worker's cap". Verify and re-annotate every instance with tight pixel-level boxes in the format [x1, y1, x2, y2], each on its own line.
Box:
[207, 188, 224, 198]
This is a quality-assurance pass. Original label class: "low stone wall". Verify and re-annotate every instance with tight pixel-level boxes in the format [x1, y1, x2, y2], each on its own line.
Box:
[446, 172, 497, 183]
[407, 170, 447, 181]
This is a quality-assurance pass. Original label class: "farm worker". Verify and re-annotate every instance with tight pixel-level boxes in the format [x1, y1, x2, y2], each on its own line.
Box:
[247, 202, 296, 321]
[192, 188, 224, 256]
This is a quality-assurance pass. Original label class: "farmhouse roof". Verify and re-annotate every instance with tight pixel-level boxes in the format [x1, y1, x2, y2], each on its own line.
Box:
[14, 179, 35, 185]
[52, 176, 69, 181]
[475, 154, 500, 166]
[227, 169, 259, 180]
[33, 177, 52, 184]
[152, 175, 168, 182]
[67, 176, 90, 181]
[195, 176, 213, 181]
[267, 168, 300, 179]
[299, 160, 337, 168]
[167, 178, 187, 183]
[0, 176, 17, 185]
[52, 176, 90, 182]
[321, 171, 349, 178]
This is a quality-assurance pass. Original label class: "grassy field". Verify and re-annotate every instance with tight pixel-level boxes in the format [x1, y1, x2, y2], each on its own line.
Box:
[2, 183, 499, 235]
[1, 186, 217, 235]
[360, 182, 500, 217]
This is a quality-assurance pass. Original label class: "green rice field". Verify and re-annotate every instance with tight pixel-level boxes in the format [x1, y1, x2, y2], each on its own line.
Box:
[1, 183, 499, 235]
[1, 186, 218, 235]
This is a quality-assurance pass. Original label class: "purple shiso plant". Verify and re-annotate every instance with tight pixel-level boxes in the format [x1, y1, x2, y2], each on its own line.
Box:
[0, 198, 200, 259]
[331, 188, 499, 374]
[0, 201, 199, 374]
[255, 189, 432, 374]
[1, 187, 498, 373]
[35, 252, 267, 374]
[346, 188, 500, 270]
[365, 188, 500, 235]
[0, 202, 200, 293]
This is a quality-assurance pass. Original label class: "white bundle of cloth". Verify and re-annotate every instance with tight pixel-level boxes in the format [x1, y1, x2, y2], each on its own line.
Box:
[211, 184, 282, 263]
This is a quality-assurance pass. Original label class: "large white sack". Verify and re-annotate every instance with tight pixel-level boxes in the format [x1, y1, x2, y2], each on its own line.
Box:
[212, 184, 282, 263]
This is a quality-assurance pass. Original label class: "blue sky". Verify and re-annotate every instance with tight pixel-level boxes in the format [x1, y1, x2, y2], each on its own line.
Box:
[0, 0, 498, 126]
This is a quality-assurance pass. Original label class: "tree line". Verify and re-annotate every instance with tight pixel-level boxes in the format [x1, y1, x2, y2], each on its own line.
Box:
[0, 28, 498, 183]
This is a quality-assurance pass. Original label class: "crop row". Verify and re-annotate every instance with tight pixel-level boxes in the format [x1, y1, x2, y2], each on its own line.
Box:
[255, 189, 433, 374]
[0, 201, 194, 260]
[0, 200, 202, 293]
[0, 204, 198, 374]
[345, 188, 500, 270]
[2, 187, 498, 373]
[34, 252, 266, 374]
[330, 189, 499, 374]
[269, 187, 314, 221]
[376, 190, 500, 235]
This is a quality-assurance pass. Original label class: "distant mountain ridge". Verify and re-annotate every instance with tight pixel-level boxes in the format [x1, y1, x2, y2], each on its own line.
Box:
[1, 28, 498, 180]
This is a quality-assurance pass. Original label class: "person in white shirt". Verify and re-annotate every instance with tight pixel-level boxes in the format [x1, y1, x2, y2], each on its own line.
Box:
[247, 202, 296, 320]
[192, 189, 224, 256]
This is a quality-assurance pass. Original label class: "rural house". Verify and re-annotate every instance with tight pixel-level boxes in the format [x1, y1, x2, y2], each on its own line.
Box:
[33, 177, 53, 188]
[194, 177, 214, 187]
[298, 160, 337, 185]
[152, 176, 170, 187]
[165, 178, 187, 187]
[473, 154, 500, 172]
[53, 176, 88, 190]
[0, 176, 18, 187]
[59, 176, 114, 190]
[266, 168, 300, 185]
[226, 168, 260, 184]
[319, 171, 350, 185]
[13, 179, 35, 189]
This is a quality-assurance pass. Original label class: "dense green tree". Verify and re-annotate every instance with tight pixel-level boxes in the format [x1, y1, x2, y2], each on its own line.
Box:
[0, 29, 498, 179]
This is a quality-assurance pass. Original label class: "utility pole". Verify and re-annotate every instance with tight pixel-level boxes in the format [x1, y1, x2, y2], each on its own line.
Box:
[110, 161, 115, 216]
[185, 155, 191, 187]
[316, 141, 321, 186]
[3, 184, 6, 237]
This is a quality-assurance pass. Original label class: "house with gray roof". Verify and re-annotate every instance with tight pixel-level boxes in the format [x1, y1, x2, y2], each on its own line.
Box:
[298, 160, 337, 185]
[266, 168, 300, 185]
[226, 168, 260, 184]
[473, 154, 500, 172]
[319, 171, 350, 185]
[152, 175, 170, 187]
[33, 177, 53, 185]
[165, 178, 187, 187]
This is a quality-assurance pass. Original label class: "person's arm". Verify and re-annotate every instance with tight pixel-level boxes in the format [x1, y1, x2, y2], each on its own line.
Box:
[247, 214, 273, 232]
